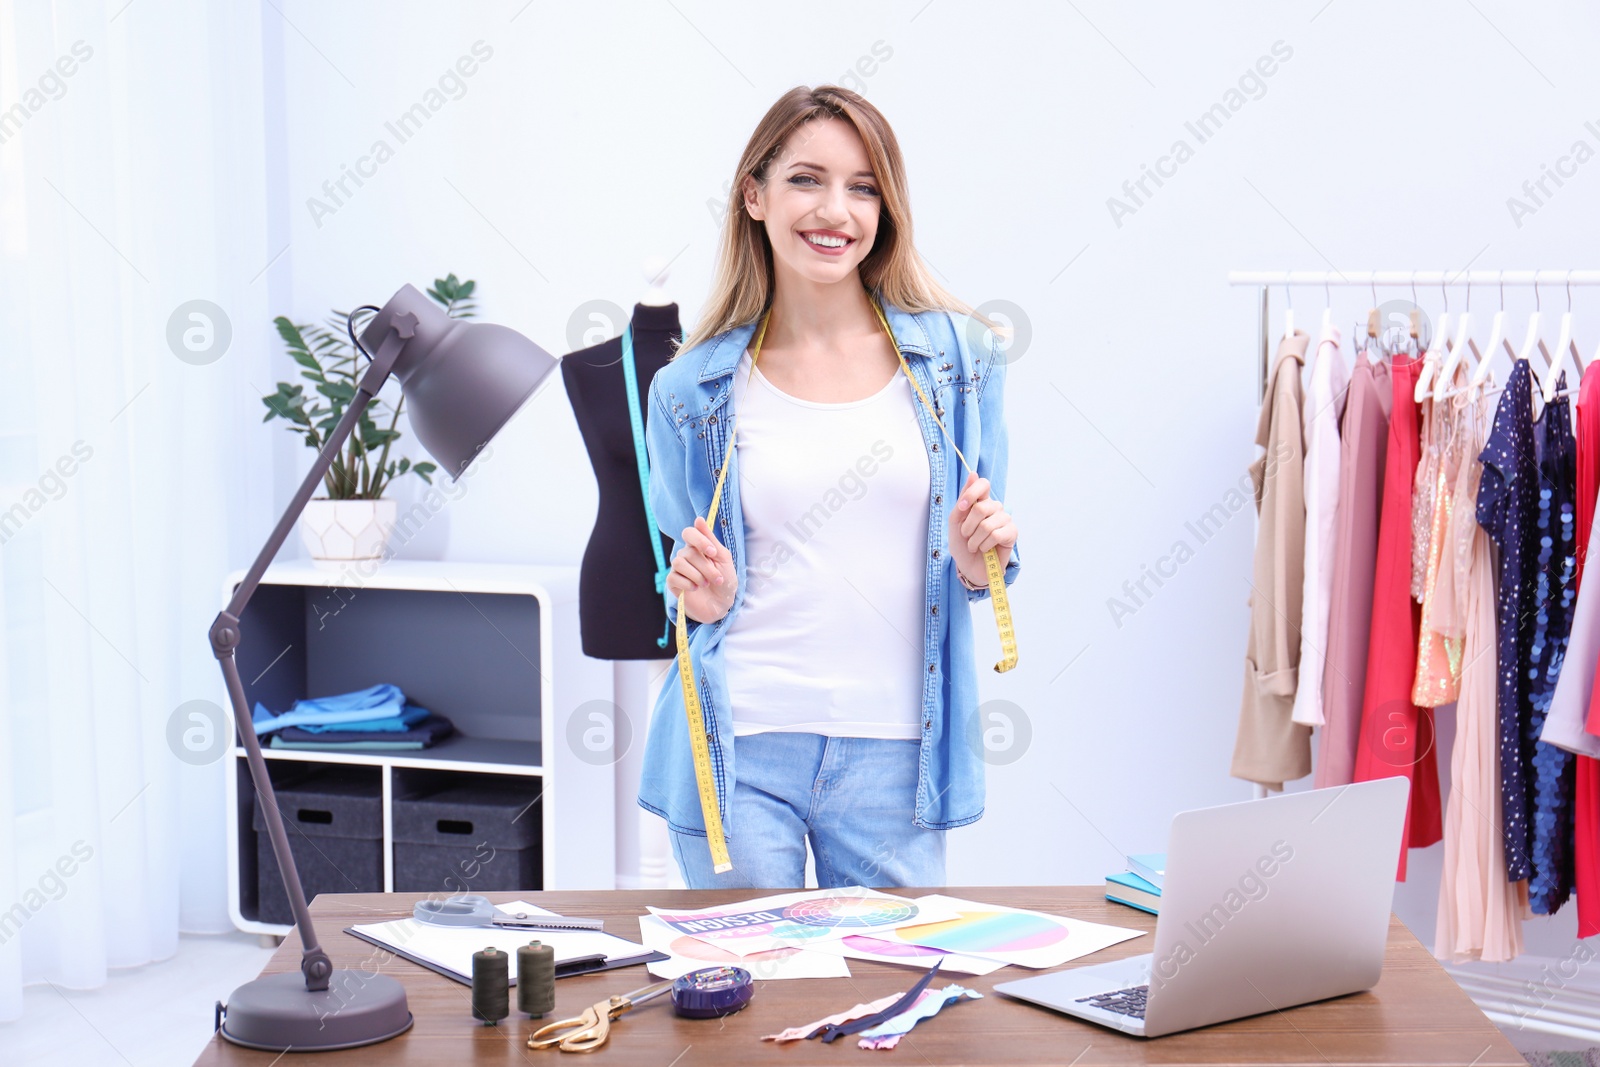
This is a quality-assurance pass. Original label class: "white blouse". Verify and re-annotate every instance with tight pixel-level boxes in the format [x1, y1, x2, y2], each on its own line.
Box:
[1291, 324, 1348, 727]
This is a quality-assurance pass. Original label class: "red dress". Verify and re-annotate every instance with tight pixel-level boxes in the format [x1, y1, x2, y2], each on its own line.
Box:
[1572, 363, 1600, 938]
[1353, 354, 1442, 879]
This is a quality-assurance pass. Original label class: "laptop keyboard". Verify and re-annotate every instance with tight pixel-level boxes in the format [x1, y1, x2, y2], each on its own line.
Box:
[1075, 984, 1148, 1019]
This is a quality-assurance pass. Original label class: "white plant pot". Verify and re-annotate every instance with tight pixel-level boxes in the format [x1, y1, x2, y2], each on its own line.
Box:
[298, 498, 398, 562]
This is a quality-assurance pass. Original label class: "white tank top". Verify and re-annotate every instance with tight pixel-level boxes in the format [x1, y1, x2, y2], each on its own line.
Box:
[721, 348, 931, 739]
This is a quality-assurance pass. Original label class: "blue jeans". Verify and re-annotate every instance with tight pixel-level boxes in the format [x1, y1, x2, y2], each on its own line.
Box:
[667, 732, 947, 889]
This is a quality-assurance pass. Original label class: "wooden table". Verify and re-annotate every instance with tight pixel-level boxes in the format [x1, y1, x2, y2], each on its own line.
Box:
[193, 887, 1524, 1066]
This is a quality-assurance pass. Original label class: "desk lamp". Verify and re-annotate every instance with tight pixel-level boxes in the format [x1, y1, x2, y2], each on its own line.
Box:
[209, 284, 558, 1050]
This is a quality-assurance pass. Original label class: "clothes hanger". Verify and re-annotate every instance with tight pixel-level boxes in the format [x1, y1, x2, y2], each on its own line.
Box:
[1408, 271, 1424, 348]
[1438, 274, 1482, 400]
[1515, 276, 1553, 403]
[1304, 277, 1336, 379]
[1416, 275, 1452, 402]
[1543, 270, 1586, 404]
[1470, 271, 1508, 389]
[1378, 278, 1417, 362]
[1517, 276, 1542, 364]
[1393, 272, 1415, 359]
[1359, 280, 1384, 363]
[1369, 278, 1382, 348]
[1373, 279, 1414, 362]
[1374, 280, 1394, 364]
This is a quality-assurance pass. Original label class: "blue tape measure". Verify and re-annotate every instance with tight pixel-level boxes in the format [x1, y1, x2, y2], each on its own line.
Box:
[671, 965, 753, 1019]
[621, 323, 680, 649]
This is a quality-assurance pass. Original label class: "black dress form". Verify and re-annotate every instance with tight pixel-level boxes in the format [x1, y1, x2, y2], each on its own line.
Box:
[562, 302, 681, 660]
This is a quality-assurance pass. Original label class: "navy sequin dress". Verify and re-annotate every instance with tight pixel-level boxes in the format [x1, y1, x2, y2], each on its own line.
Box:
[1526, 371, 1578, 913]
[1478, 360, 1579, 912]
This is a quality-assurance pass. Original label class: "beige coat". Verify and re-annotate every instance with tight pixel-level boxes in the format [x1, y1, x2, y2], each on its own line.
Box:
[1232, 330, 1312, 789]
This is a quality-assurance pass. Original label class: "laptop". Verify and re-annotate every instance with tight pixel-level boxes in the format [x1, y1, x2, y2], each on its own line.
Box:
[994, 776, 1409, 1038]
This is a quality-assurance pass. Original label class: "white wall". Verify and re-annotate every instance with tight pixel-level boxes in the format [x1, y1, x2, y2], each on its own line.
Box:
[259, 0, 1600, 947]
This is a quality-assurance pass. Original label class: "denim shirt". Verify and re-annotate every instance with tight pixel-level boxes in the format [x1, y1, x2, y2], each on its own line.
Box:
[636, 297, 1021, 837]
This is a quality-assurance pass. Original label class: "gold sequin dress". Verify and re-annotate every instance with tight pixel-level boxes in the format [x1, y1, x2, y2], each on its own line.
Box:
[1413, 370, 1469, 706]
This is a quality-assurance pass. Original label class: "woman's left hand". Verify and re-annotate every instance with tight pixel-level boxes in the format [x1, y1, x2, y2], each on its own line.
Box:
[947, 471, 1016, 587]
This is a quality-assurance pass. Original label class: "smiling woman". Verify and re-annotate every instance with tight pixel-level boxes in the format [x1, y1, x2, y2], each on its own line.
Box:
[639, 85, 1022, 891]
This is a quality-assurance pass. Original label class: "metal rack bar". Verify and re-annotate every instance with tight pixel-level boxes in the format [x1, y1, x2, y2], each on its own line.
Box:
[1229, 270, 1600, 286]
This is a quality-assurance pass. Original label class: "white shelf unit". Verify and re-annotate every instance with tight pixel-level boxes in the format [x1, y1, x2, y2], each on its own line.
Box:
[222, 559, 614, 937]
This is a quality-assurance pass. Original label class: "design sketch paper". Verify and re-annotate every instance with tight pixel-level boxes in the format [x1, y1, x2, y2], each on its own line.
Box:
[885, 894, 1145, 969]
[646, 886, 960, 956]
[637, 914, 849, 980]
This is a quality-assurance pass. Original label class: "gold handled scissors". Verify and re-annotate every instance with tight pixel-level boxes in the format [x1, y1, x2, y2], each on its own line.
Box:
[528, 980, 674, 1053]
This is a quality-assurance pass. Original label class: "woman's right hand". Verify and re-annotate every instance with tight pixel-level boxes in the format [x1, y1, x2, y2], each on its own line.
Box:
[666, 516, 737, 624]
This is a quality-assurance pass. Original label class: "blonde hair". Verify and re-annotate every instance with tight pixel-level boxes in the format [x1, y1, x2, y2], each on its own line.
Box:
[675, 84, 995, 356]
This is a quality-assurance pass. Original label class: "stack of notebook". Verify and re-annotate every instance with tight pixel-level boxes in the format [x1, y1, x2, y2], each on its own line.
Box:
[1104, 852, 1165, 915]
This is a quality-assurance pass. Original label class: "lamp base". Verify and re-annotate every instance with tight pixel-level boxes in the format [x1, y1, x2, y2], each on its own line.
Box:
[218, 971, 412, 1052]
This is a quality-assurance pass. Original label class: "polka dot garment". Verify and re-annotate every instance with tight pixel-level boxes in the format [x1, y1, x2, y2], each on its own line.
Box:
[1476, 359, 1539, 885]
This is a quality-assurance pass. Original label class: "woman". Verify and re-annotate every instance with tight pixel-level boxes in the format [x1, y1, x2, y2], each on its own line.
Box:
[639, 85, 1021, 890]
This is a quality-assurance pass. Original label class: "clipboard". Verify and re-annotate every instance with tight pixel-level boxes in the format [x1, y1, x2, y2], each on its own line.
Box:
[344, 919, 668, 986]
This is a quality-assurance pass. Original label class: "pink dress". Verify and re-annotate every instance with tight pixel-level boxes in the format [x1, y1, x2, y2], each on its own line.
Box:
[1433, 374, 1529, 959]
[1318, 358, 1392, 787]
[1434, 375, 1530, 962]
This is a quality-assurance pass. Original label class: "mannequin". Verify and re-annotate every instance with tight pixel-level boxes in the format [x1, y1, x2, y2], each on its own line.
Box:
[562, 307, 680, 660]
[561, 258, 682, 888]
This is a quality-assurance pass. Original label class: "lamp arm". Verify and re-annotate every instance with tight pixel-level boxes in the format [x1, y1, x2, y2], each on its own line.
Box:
[207, 311, 417, 992]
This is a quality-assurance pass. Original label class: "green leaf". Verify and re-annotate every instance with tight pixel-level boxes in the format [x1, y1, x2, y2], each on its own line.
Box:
[317, 380, 357, 403]
[262, 385, 311, 425]
[274, 316, 312, 354]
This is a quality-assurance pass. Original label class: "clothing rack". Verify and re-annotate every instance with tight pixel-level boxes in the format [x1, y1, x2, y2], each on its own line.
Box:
[1230, 269, 1600, 800]
[1229, 270, 1600, 403]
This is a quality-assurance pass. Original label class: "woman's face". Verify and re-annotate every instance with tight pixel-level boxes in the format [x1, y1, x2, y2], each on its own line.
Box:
[742, 116, 881, 289]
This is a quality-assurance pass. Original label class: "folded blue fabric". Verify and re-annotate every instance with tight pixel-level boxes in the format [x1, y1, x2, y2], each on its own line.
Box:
[273, 713, 455, 748]
[295, 702, 430, 734]
[251, 683, 410, 736]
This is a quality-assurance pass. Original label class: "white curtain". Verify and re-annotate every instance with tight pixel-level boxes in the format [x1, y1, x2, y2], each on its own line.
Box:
[0, 0, 274, 1018]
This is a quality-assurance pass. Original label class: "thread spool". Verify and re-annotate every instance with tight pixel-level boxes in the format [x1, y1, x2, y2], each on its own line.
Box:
[517, 940, 556, 1017]
[471, 946, 509, 1025]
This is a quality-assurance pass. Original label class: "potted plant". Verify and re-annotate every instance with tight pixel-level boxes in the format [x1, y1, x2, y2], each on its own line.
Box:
[263, 274, 476, 561]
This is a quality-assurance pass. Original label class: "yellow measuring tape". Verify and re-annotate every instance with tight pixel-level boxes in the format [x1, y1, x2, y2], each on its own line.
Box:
[674, 297, 1019, 873]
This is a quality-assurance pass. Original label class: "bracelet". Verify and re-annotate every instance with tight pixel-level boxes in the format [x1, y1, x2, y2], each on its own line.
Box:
[957, 567, 985, 591]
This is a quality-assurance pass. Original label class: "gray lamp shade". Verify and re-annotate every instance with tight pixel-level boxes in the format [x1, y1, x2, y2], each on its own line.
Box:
[360, 283, 557, 479]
